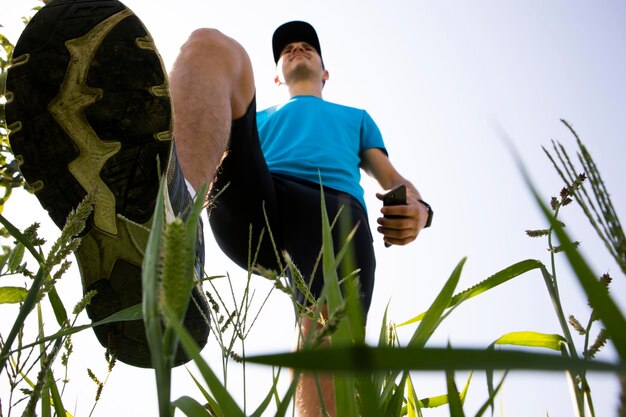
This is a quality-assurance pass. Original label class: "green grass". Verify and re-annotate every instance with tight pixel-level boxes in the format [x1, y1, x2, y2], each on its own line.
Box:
[1, 8, 625, 416]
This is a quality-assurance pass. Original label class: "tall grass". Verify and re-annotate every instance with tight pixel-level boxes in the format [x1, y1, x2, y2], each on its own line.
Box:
[1, 8, 625, 416]
[139, 122, 625, 416]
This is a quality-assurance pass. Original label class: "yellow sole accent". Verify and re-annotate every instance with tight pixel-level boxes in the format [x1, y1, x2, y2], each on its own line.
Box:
[74, 215, 149, 288]
[136, 35, 172, 141]
[49, 9, 134, 235]
[29, 180, 43, 193]
[9, 53, 30, 68]
[7, 121, 22, 134]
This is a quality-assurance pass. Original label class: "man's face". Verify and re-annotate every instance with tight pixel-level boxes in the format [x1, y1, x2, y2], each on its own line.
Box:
[275, 41, 328, 86]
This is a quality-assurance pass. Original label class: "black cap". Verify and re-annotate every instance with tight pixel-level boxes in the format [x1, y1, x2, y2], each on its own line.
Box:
[272, 21, 322, 63]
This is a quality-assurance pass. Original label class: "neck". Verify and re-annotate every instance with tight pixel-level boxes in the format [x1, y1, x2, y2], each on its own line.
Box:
[287, 80, 323, 99]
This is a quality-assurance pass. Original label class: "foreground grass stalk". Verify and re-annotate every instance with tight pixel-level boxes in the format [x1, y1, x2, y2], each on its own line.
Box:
[0, 267, 46, 377]
[546, 120, 626, 275]
[540, 261, 587, 416]
[143, 180, 208, 417]
[142, 179, 172, 417]
[0, 189, 91, 379]
[530, 127, 626, 415]
[0, 217, 47, 377]
[540, 124, 626, 416]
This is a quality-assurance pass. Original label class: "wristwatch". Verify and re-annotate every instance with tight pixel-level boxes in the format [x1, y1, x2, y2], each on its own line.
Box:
[418, 199, 433, 228]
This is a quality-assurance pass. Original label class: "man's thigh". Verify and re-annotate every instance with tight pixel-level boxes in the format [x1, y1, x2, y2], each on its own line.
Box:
[208, 97, 282, 271]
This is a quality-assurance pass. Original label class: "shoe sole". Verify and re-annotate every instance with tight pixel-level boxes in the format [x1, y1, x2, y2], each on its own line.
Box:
[5, 0, 208, 367]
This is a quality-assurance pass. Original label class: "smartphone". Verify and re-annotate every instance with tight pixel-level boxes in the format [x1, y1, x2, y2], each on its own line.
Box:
[382, 185, 406, 247]
[382, 184, 406, 209]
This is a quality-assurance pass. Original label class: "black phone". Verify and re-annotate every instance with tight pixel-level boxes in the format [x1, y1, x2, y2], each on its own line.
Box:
[382, 184, 406, 210]
[382, 185, 406, 247]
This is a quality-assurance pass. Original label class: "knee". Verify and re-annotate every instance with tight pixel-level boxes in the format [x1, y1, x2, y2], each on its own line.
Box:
[182, 28, 247, 63]
[176, 28, 254, 118]
[186, 28, 228, 45]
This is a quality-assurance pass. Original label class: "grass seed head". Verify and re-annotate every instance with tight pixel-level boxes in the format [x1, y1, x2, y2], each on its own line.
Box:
[600, 273, 612, 288]
[584, 329, 608, 359]
[61, 336, 73, 367]
[73, 289, 97, 315]
[550, 197, 559, 211]
[105, 348, 117, 372]
[206, 290, 220, 314]
[159, 218, 194, 322]
[23, 223, 45, 246]
[228, 350, 243, 363]
[568, 315, 586, 335]
[526, 229, 549, 238]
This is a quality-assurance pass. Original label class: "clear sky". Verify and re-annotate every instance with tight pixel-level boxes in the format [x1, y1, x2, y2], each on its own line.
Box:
[2, 1, 625, 416]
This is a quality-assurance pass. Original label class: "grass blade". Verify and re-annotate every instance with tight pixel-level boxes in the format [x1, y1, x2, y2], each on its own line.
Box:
[318, 183, 348, 338]
[172, 396, 212, 417]
[246, 345, 625, 373]
[164, 307, 244, 417]
[384, 373, 407, 417]
[475, 370, 509, 417]
[460, 371, 472, 405]
[409, 258, 466, 348]
[141, 178, 169, 416]
[0, 286, 28, 303]
[249, 369, 283, 417]
[493, 331, 568, 351]
[273, 376, 299, 417]
[142, 178, 165, 366]
[187, 369, 220, 416]
[406, 375, 419, 417]
[406, 371, 473, 411]
[446, 369, 466, 417]
[318, 184, 359, 417]
[6, 241, 25, 271]
[398, 259, 543, 327]
[3, 303, 144, 357]
[356, 374, 384, 417]
[0, 269, 45, 375]
[47, 371, 68, 417]
[372, 303, 391, 396]
[47, 287, 68, 326]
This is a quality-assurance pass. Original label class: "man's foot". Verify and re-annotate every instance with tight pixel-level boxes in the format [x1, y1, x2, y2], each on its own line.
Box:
[5, 0, 209, 367]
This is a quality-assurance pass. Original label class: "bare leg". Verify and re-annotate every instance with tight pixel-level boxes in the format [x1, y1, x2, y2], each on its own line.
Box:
[169, 28, 255, 191]
[295, 306, 336, 417]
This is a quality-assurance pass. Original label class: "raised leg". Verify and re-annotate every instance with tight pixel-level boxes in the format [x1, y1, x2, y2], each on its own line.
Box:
[169, 28, 255, 191]
[166, 25, 338, 417]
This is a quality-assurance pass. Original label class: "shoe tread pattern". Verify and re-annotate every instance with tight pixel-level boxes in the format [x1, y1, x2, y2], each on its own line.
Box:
[5, 0, 208, 368]
[6, 0, 171, 232]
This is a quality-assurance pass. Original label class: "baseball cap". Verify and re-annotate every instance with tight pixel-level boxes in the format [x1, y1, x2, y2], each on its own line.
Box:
[272, 21, 322, 63]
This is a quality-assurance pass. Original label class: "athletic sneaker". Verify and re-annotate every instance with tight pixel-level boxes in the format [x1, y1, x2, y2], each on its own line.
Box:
[4, 0, 210, 368]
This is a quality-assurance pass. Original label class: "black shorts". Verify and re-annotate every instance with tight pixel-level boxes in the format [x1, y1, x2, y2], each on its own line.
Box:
[208, 97, 376, 313]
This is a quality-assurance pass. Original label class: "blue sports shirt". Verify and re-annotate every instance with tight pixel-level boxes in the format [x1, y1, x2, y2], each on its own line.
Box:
[257, 95, 386, 210]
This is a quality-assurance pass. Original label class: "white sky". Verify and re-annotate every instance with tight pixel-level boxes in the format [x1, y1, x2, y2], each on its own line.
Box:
[2, 1, 626, 416]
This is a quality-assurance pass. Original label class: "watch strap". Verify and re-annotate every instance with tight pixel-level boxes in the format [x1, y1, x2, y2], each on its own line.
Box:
[418, 199, 433, 228]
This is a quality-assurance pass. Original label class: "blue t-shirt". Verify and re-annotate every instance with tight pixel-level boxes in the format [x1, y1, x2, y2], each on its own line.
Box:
[256, 95, 386, 209]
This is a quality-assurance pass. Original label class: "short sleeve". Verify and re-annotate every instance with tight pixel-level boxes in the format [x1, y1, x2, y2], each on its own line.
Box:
[360, 111, 387, 155]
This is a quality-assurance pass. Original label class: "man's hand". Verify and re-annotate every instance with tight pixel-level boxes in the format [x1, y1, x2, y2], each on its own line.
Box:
[375, 185, 428, 246]
[361, 148, 430, 246]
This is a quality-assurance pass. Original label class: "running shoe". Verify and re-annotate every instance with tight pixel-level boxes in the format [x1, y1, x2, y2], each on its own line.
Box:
[4, 0, 210, 368]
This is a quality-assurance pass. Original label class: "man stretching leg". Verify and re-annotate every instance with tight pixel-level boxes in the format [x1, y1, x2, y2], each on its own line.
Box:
[5, 1, 432, 416]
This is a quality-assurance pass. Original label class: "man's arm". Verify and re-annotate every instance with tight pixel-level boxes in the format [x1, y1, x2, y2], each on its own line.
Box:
[361, 148, 430, 246]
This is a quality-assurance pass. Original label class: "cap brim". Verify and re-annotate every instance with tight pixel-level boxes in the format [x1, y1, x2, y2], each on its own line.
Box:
[272, 21, 322, 63]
